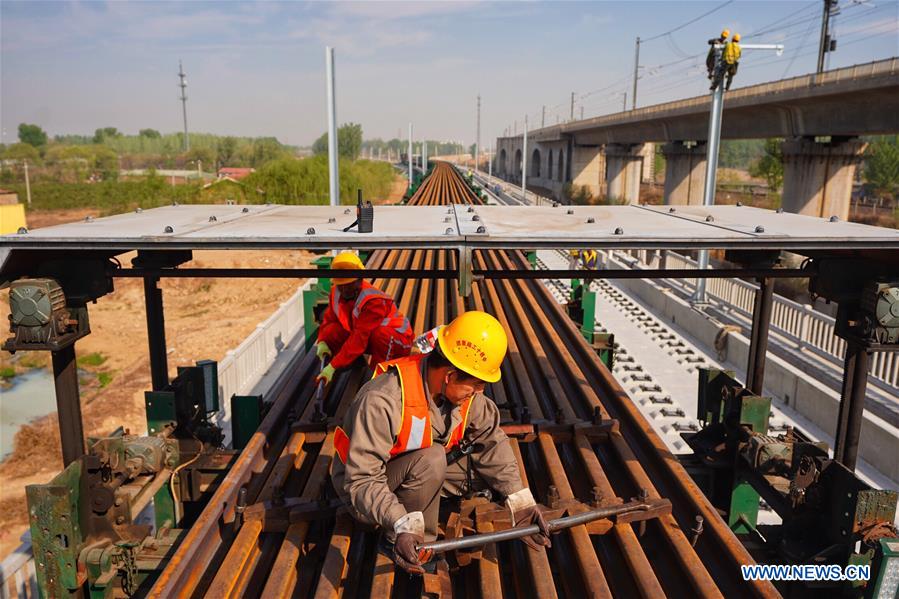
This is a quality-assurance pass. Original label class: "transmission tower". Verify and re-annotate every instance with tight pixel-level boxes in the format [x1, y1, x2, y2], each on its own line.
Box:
[178, 60, 190, 151]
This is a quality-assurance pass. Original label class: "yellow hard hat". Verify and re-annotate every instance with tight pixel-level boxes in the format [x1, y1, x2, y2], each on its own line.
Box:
[332, 251, 364, 285]
[437, 311, 508, 383]
[721, 29, 730, 38]
[733, 33, 741, 42]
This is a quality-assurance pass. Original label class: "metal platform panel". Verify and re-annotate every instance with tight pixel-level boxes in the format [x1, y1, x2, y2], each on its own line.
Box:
[458, 204, 899, 251]
[2, 204, 898, 252]
[1, 204, 460, 250]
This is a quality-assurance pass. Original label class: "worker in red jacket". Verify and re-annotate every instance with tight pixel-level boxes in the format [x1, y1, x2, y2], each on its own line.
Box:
[315, 252, 413, 385]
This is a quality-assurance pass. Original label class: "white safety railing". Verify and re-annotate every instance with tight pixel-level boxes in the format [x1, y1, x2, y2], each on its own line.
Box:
[609, 249, 899, 391]
[0, 541, 37, 599]
[0, 282, 310, 597]
[214, 281, 309, 434]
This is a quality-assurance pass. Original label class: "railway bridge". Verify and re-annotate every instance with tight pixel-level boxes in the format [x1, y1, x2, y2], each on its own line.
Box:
[494, 57, 899, 218]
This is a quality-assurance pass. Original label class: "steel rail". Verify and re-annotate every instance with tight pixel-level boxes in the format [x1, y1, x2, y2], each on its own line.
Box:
[417, 501, 655, 553]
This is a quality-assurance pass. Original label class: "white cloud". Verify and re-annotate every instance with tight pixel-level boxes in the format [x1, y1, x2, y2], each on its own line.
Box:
[329, 0, 482, 21]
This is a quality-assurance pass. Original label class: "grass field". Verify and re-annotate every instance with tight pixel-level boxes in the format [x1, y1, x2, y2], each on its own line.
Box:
[4, 156, 397, 216]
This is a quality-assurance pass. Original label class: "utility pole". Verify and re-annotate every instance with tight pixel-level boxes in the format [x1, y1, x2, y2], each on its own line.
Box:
[488, 145, 492, 181]
[325, 47, 339, 206]
[423, 141, 428, 173]
[521, 115, 528, 200]
[570, 92, 575, 120]
[692, 41, 784, 305]
[408, 123, 413, 184]
[817, 0, 838, 74]
[23, 159, 31, 206]
[622, 92, 627, 111]
[476, 94, 481, 174]
[178, 60, 189, 151]
[541, 105, 546, 128]
[632, 37, 640, 110]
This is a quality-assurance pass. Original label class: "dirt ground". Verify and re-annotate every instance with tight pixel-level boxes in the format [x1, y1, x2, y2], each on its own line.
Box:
[0, 214, 321, 559]
[383, 176, 409, 204]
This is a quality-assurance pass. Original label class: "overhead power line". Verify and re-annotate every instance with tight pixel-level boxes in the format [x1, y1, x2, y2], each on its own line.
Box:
[641, 0, 735, 42]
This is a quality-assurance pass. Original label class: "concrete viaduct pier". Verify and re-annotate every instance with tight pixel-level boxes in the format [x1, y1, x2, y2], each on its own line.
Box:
[494, 58, 898, 215]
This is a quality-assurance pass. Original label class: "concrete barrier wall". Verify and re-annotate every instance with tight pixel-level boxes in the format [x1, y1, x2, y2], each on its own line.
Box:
[213, 281, 310, 439]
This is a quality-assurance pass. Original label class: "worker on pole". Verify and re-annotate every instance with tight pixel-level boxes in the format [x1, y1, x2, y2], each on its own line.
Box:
[580, 249, 599, 270]
[330, 311, 551, 574]
[315, 252, 413, 385]
[706, 29, 730, 79]
[723, 33, 742, 90]
[567, 249, 599, 270]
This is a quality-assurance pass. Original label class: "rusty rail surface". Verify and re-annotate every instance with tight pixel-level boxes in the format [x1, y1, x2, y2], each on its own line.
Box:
[148, 162, 779, 598]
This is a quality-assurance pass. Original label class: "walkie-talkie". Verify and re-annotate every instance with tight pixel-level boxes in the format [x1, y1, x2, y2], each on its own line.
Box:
[342, 189, 374, 233]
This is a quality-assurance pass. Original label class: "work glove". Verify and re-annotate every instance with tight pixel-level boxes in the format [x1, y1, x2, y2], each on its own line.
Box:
[394, 532, 432, 575]
[507, 488, 551, 550]
[315, 363, 335, 386]
[514, 504, 552, 550]
[315, 341, 331, 360]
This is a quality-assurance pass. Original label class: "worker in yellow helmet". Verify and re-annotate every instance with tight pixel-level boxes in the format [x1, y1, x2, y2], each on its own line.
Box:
[723, 33, 742, 90]
[330, 311, 551, 575]
[568, 249, 598, 270]
[315, 251, 413, 385]
[706, 28, 730, 79]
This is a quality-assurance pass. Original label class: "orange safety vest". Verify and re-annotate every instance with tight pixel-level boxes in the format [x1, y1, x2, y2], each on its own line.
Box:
[334, 354, 474, 464]
[330, 281, 410, 337]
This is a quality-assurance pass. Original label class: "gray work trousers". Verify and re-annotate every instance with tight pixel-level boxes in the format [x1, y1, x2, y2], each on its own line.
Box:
[344, 445, 481, 541]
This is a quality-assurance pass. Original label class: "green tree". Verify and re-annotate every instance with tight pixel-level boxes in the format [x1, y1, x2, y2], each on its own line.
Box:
[217, 136, 238, 166]
[653, 145, 666, 179]
[864, 136, 899, 196]
[250, 137, 286, 167]
[311, 123, 363, 160]
[3, 142, 41, 163]
[184, 147, 216, 171]
[45, 145, 95, 181]
[749, 138, 784, 192]
[243, 154, 394, 204]
[93, 127, 122, 144]
[312, 132, 328, 155]
[338, 123, 362, 160]
[139, 128, 161, 138]
[719, 139, 765, 169]
[18, 123, 48, 148]
[93, 146, 119, 181]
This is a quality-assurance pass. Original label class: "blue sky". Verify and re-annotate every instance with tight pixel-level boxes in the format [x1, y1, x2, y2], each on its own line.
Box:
[2, 1, 897, 147]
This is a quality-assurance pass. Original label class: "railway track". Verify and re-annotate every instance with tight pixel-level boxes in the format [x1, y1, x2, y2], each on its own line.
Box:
[148, 162, 779, 598]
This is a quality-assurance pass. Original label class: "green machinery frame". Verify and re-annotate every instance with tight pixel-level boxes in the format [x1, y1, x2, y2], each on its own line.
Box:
[26, 361, 229, 598]
[696, 368, 770, 534]
[568, 276, 614, 370]
[687, 368, 899, 596]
